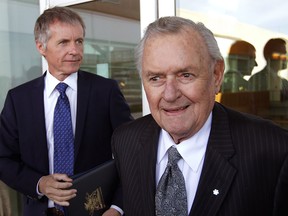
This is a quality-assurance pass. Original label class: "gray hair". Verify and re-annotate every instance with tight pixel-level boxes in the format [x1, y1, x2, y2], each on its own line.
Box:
[134, 16, 223, 74]
[34, 6, 86, 49]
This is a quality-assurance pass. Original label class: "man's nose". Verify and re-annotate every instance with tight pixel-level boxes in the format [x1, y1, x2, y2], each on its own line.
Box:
[163, 78, 181, 102]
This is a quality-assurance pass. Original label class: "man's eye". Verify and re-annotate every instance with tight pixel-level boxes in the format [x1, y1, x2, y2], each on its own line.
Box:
[76, 40, 83, 45]
[182, 73, 193, 78]
[178, 73, 194, 83]
[150, 76, 160, 81]
[147, 75, 165, 87]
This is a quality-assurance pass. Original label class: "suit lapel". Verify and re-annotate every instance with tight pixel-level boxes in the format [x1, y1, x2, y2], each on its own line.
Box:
[74, 71, 90, 158]
[190, 103, 237, 216]
[31, 74, 49, 172]
[138, 116, 160, 216]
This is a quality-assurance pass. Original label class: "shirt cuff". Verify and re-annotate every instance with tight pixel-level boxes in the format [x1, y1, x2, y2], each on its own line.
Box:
[36, 177, 44, 199]
[111, 205, 124, 215]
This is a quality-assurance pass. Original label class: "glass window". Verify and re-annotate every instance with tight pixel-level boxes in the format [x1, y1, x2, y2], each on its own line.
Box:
[0, 1, 40, 215]
[0, 0, 41, 111]
[177, 0, 288, 129]
[70, 2, 142, 118]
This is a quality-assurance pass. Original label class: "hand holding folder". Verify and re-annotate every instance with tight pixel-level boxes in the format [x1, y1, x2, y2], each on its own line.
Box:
[66, 160, 118, 216]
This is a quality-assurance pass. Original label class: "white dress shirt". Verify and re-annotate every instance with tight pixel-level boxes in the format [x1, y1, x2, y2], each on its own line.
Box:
[156, 113, 212, 213]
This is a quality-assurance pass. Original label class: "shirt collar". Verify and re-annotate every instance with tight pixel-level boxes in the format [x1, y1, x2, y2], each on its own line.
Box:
[45, 71, 78, 97]
[157, 112, 212, 172]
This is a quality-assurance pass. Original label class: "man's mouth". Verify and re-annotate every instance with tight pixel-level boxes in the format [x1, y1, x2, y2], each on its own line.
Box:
[163, 105, 189, 113]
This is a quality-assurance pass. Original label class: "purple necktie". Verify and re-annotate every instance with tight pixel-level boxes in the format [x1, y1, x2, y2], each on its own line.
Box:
[53, 82, 74, 214]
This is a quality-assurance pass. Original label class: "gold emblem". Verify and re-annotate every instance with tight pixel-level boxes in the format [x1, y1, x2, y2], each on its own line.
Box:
[84, 187, 106, 216]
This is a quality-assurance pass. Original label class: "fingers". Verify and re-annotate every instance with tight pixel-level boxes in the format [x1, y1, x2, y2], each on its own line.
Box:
[53, 173, 73, 183]
[38, 174, 77, 206]
[52, 188, 77, 206]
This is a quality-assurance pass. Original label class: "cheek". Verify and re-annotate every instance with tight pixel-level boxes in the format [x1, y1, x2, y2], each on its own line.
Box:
[47, 49, 61, 58]
[185, 82, 215, 103]
[77, 46, 84, 54]
[144, 86, 161, 108]
[182, 82, 205, 99]
[146, 91, 159, 106]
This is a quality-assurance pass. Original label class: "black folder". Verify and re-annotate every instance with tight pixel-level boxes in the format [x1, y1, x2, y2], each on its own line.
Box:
[66, 160, 118, 216]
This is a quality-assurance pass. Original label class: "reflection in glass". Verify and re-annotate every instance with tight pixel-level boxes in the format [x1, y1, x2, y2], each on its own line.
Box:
[80, 39, 142, 116]
[222, 40, 257, 92]
[249, 38, 288, 102]
[176, 0, 288, 129]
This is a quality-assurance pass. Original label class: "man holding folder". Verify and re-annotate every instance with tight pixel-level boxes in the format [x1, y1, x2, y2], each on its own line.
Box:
[0, 6, 132, 216]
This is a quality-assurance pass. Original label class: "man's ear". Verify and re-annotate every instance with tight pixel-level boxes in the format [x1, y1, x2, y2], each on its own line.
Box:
[214, 60, 225, 94]
[36, 41, 46, 57]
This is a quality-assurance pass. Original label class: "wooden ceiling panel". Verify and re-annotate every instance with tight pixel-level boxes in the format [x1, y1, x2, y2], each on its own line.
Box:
[71, 0, 140, 20]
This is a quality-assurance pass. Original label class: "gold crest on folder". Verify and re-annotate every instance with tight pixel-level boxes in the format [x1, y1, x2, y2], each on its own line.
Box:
[84, 187, 106, 216]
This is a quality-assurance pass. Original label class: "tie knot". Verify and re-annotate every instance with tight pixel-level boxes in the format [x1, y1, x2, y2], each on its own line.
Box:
[56, 83, 68, 95]
[167, 147, 182, 166]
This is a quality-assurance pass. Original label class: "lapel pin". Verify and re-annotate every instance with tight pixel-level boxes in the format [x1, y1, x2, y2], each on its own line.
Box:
[213, 189, 219, 196]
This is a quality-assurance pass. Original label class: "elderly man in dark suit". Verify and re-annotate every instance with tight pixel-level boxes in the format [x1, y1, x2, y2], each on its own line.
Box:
[0, 7, 132, 216]
[111, 16, 288, 216]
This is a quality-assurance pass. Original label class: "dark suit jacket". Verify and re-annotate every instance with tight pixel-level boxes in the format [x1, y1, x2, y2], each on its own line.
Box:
[112, 102, 288, 216]
[0, 70, 133, 216]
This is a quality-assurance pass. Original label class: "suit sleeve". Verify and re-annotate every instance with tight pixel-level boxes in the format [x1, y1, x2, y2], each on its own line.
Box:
[0, 91, 43, 199]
